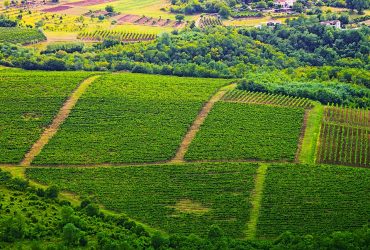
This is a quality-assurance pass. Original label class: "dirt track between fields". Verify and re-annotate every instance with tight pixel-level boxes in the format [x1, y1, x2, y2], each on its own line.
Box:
[20, 75, 100, 166]
[171, 83, 236, 163]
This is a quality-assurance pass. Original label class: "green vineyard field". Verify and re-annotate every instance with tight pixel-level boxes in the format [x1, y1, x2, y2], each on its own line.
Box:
[77, 30, 156, 42]
[222, 89, 313, 109]
[0, 27, 46, 44]
[185, 103, 305, 161]
[26, 163, 258, 237]
[257, 164, 370, 238]
[0, 71, 92, 163]
[199, 16, 223, 28]
[33, 73, 229, 164]
[317, 106, 370, 167]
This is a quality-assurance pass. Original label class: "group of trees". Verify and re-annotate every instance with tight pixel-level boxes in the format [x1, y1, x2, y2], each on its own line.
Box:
[169, 0, 235, 17]
[0, 15, 17, 27]
[239, 16, 370, 67]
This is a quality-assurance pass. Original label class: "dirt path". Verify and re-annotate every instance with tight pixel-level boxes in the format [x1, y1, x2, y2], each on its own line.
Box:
[20, 75, 100, 166]
[171, 83, 236, 163]
[245, 163, 268, 239]
[297, 102, 324, 164]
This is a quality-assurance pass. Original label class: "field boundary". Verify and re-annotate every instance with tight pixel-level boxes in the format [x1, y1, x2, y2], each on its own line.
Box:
[20, 75, 100, 166]
[171, 83, 236, 163]
[295, 109, 310, 162]
[245, 163, 268, 239]
[298, 103, 324, 164]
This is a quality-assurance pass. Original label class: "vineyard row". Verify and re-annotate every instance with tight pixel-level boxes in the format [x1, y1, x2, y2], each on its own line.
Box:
[222, 89, 313, 109]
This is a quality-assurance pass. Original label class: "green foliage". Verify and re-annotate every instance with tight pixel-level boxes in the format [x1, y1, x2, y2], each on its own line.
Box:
[0, 15, 17, 27]
[240, 17, 369, 68]
[105, 5, 114, 13]
[0, 213, 25, 242]
[45, 186, 59, 199]
[186, 103, 305, 161]
[0, 27, 45, 44]
[33, 73, 229, 164]
[257, 164, 370, 238]
[63, 223, 81, 246]
[0, 168, 152, 248]
[26, 163, 258, 237]
[43, 42, 84, 54]
[238, 68, 370, 108]
[0, 71, 93, 163]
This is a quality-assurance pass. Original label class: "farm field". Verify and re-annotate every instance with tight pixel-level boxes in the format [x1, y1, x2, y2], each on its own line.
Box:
[33, 73, 230, 165]
[317, 106, 370, 167]
[185, 102, 305, 161]
[222, 89, 313, 109]
[26, 162, 258, 237]
[0, 71, 92, 164]
[0, 27, 46, 44]
[78, 30, 156, 42]
[257, 164, 370, 238]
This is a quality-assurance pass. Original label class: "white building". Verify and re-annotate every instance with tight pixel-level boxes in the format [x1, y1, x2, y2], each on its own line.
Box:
[274, 0, 296, 8]
[320, 20, 341, 29]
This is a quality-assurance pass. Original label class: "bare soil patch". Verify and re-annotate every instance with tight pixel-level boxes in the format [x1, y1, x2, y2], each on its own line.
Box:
[170, 199, 210, 215]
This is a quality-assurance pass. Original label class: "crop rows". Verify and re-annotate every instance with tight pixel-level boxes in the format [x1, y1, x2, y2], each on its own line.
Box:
[78, 30, 156, 42]
[199, 16, 223, 28]
[0, 27, 46, 44]
[34, 73, 229, 165]
[185, 103, 305, 161]
[222, 89, 313, 109]
[26, 162, 258, 237]
[317, 106, 370, 167]
[257, 164, 370, 238]
[0, 71, 92, 163]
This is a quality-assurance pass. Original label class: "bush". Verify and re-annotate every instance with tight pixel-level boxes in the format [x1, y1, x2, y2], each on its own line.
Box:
[0, 213, 25, 242]
[45, 186, 59, 199]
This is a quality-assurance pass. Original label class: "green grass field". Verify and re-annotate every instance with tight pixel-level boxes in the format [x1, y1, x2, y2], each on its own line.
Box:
[33, 73, 229, 165]
[26, 162, 258, 237]
[257, 164, 370, 238]
[185, 103, 305, 161]
[0, 71, 92, 163]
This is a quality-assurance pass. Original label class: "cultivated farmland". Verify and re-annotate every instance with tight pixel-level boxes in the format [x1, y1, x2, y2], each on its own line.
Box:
[33, 73, 229, 164]
[26, 162, 258, 237]
[0, 27, 46, 44]
[257, 164, 370, 238]
[317, 106, 370, 167]
[78, 30, 157, 42]
[222, 89, 313, 109]
[185, 103, 305, 161]
[0, 71, 92, 163]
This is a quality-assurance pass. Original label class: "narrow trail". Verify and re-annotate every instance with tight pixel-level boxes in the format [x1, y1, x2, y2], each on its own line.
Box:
[20, 75, 100, 167]
[297, 102, 324, 164]
[245, 164, 268, 240]
[171, 83, 236, 163]
[295, 109, 310, 163]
